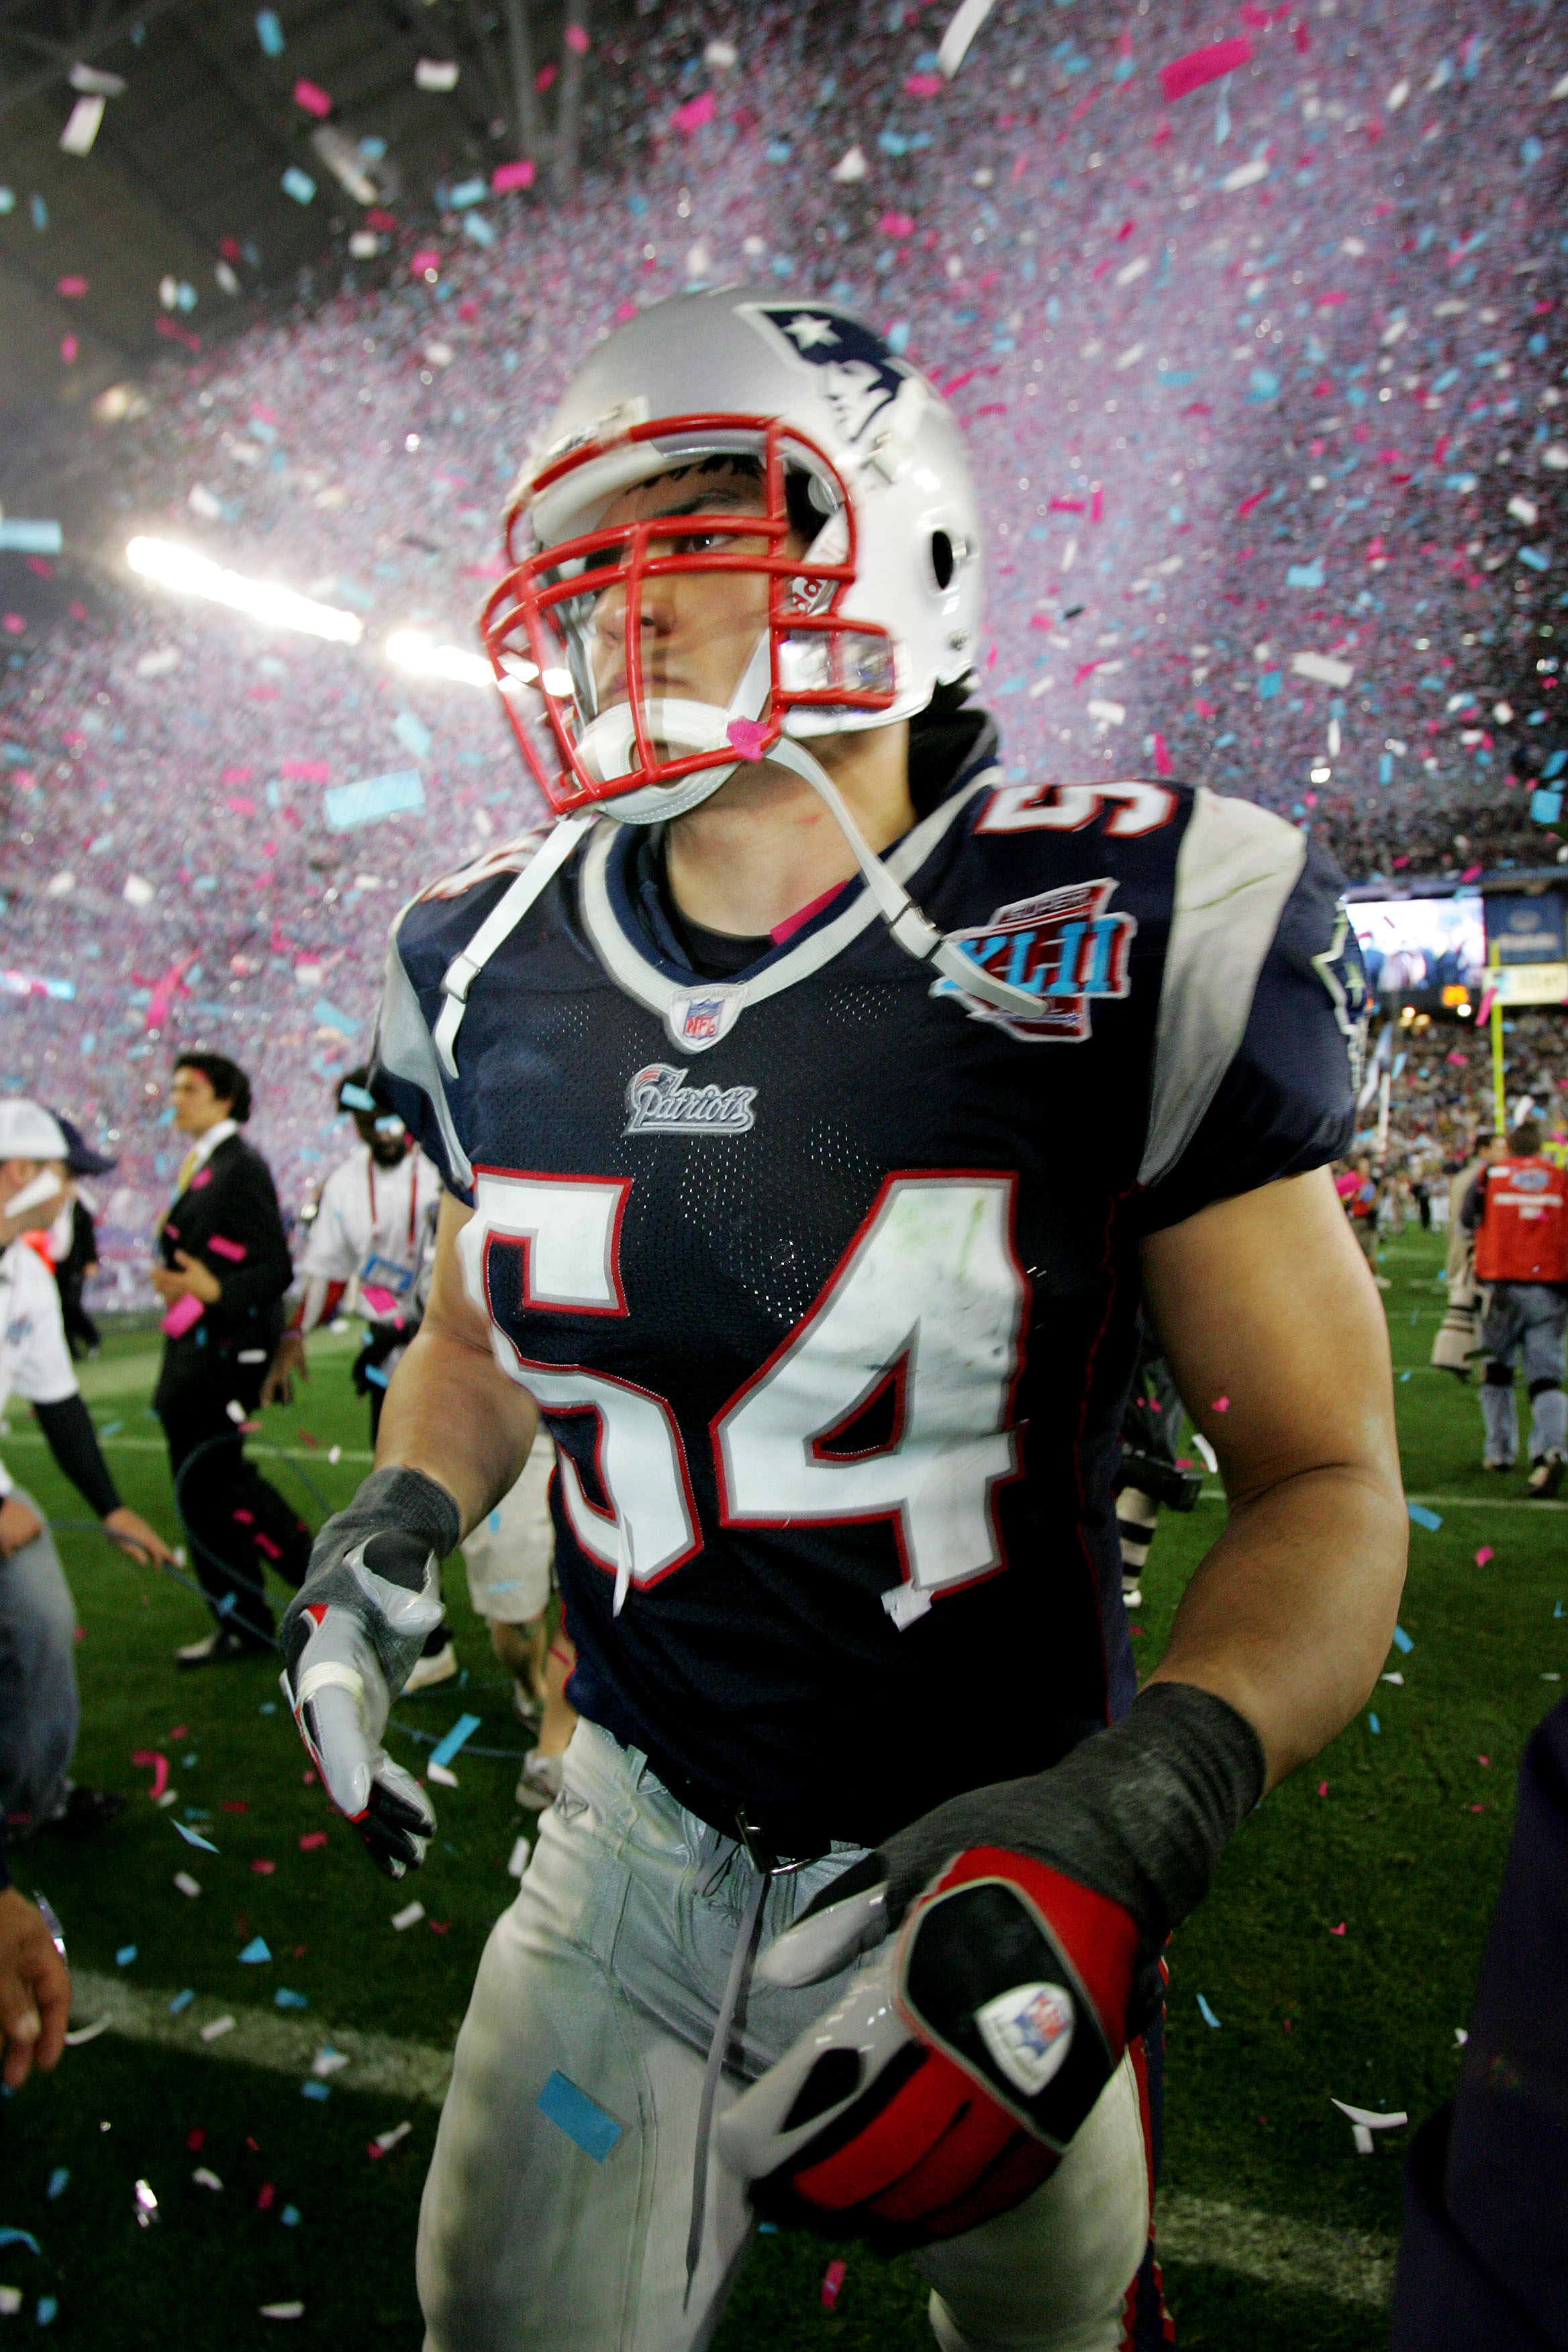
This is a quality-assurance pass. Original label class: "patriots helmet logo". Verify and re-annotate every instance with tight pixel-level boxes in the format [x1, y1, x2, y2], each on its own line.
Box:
[740, 303, 912, 448]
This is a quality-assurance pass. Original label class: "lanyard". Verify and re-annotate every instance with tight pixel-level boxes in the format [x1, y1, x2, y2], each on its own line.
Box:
[366, 1157, 418, 1260]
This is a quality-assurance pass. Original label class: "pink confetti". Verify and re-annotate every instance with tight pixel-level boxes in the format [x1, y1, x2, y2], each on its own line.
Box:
[879, 209, 914, 237]
[160, 1293, 204, 1338]
[1159, 37, 1253, 105]
[726, 718, 771, 761]
[252, 1859, 277, 1875]
[491, 159, 536, 195]
[411, 248, 440, 277]
[1475, 1547, 1493, 1566]
[299, 1831, 328, 1851]
[1318, 1780, 1328, 1798]
[822, 2259, 848, 2310]
[293, 78, 332, 117]
[280, 757, 330, 782]
[1330, 1922, 1346, 1936]
[564, 20, 589, 52]
[207, 1234, 247, 1262]
[905, 72, 943, 95]
[1212, 1396, 1230, 1413]
[60, 334, 78, 365]
[130, 1749, 169, 1800]
[56, 275, 87, 297]
[671, 91, 716, 135]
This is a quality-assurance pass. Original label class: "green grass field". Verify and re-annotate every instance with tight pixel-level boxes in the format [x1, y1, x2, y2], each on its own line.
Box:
[0, 1231, 1560, 2348]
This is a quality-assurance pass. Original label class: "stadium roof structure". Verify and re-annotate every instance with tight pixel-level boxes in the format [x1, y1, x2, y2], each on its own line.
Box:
[0, 0, 624, 511]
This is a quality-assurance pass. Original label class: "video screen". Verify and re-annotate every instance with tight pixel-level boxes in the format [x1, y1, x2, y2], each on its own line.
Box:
[1349, 896, 1486, 999]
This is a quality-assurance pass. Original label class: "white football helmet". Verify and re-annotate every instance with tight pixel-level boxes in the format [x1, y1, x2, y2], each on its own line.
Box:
[480, 286, 983, 822]
[458, 289, 1048, 1034]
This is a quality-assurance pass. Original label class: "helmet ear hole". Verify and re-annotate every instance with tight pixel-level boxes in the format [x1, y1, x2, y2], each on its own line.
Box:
[929, 530, 956, 591]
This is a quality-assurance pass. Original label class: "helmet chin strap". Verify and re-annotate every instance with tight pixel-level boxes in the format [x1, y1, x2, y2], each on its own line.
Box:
[762, 735, 1054, 1026]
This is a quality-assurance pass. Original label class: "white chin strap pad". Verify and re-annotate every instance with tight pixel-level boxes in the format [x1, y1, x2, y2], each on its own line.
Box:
[583, 634, 776, 825]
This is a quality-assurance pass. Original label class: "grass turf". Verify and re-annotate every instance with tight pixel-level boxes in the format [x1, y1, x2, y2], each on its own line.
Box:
[1, 1231, 1559, 2346]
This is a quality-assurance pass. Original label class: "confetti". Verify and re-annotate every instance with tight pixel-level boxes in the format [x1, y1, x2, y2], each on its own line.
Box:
[1195, 1994, 1222, 2028]
[534, 2073, 622, 2162]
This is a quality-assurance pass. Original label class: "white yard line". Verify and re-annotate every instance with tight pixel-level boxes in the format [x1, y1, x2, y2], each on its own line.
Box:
[67, 1969, 452, 2103]
[69, 1971, 1395, 2305]
[0, 1432, 374, 1465]
[1156, 2192, 1395, 2306]
[1197, 1487, 1568, 1513]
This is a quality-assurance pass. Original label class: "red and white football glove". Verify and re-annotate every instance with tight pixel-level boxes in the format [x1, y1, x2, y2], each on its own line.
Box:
[721, 1682, 1266, 2250]
[719, 1846, 1141, 2249]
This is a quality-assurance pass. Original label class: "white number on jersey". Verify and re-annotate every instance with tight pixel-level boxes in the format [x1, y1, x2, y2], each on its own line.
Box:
[462, 1171, 1028, 1627]
[715, 1176, 1027, 1626]
[978, 781, 1177, 838]
[460, 1173, 698, 1607]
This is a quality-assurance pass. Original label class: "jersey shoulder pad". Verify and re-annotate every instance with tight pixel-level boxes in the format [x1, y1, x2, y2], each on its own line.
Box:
[389, 826, 553, 998]
[413, 826, 553, 905]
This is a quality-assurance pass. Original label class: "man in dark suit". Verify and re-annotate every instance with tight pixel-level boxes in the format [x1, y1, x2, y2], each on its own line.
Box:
[48, 1114, 115, 1359]
[149, 1052, 311, 1663]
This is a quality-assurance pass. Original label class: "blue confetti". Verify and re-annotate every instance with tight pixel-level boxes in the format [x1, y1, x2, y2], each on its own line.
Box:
[0, 2232, 40, 2255]
[281, 166, 316, 207]
[429, 1713, 483, 1772]
[1408, 1503, 1442, 1532]
[174, 1820, 218, 1852]
[36, 2298, 57, 2328]
[301, 2081, 331, 2102]
[45, 2172, 67, 2202]
[274, 1989, 309, 2010]
[255, 8, 285, 55]
[536, 2071, 622, 2163]
[115, 1945, 136, 1967]
[1391, 1625, 1414, 1655]
[323, 769, 426, 831]
[238, 1936, 272, 1964]
[1369, 1712, 1381, 1734]
[168, 1990, 194, 2015]
[281, 2204, 301, 2226]
[1196, 1994, 1222, 2028]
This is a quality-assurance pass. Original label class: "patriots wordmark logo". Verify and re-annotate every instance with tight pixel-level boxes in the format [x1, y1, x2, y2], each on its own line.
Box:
[975, 1979, 1077, 2100]
[934, 879, 1136, 1044]
[625, 1064, 757, 1137]
[741, 303, 911, 448]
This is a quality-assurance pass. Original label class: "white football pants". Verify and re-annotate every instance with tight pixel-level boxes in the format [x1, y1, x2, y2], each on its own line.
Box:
[417, 1720, 1152, 2352]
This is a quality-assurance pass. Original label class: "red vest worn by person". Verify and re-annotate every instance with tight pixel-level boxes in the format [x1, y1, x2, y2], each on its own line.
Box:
[1475, 1156, 1568, 1285]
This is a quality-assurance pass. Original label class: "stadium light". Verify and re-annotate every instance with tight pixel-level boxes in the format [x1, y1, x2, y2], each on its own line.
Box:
[126, 537, 363, 644]
[385, 630, 496, 688]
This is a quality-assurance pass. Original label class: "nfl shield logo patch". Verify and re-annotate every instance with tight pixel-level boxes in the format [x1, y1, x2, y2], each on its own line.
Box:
[666, 987, 744, 1053]
[975, 1979, 1077, 2099]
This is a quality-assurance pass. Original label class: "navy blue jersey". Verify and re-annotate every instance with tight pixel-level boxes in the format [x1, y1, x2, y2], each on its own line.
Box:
[374, 728, 1365, 1850]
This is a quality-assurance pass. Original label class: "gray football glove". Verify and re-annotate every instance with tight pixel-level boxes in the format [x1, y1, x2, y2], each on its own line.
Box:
[281, 1468, 460, 1878]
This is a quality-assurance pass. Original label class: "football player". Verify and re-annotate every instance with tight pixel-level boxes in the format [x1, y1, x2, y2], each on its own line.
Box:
[279, 291, 1405, 2352]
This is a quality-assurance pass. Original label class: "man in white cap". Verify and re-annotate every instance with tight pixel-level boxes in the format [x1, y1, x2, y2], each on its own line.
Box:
[0, 1101, 175, 1841]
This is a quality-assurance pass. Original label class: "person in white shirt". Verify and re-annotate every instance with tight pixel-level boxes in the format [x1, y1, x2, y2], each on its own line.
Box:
[264, 1067, 455, 1689]
[0, 1101, 174, 1836]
